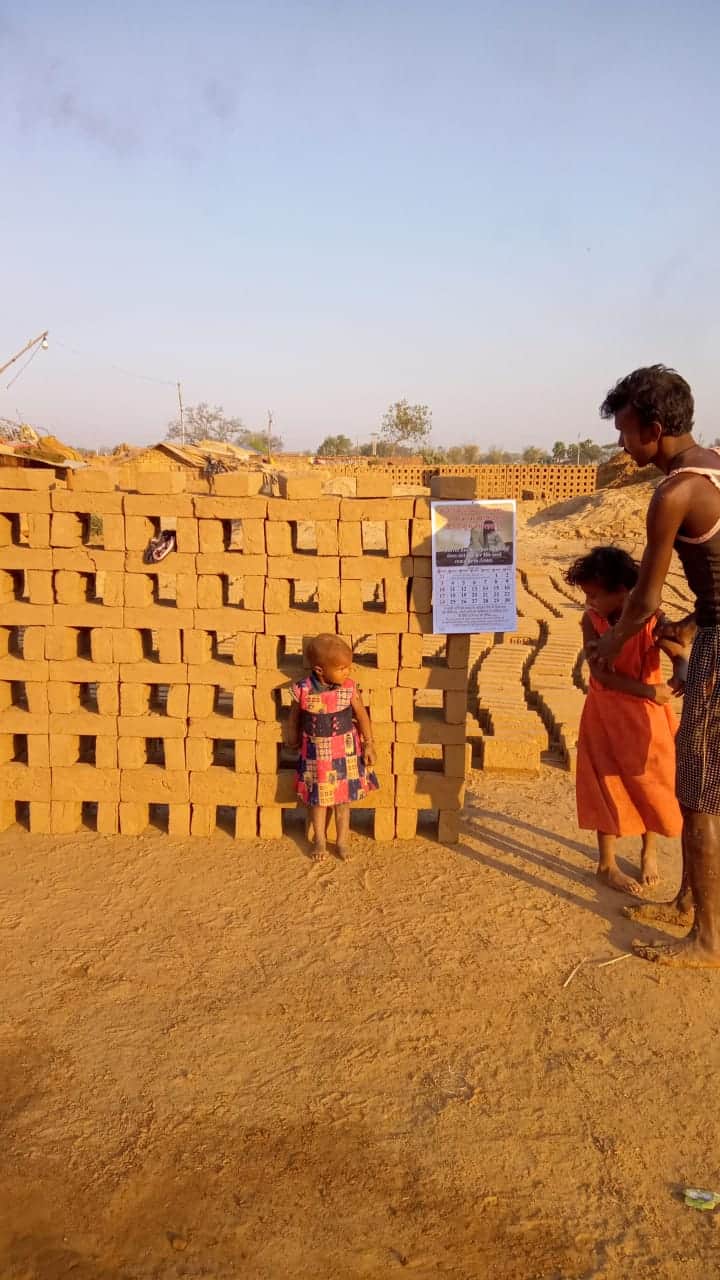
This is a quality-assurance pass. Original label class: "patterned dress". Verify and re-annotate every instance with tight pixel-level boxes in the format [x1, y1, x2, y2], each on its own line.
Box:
[291, 674, 379, 807]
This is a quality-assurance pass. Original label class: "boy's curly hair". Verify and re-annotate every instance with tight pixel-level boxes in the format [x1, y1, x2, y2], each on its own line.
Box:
[600, 364, 694, 437]
[564, 546, 639, 593]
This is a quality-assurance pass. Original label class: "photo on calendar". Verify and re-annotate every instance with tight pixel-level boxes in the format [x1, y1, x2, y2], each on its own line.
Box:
[431, 500, 515, 568]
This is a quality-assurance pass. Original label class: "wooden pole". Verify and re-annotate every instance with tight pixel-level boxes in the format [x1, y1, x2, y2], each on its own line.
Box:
[0, 331, 49, 378]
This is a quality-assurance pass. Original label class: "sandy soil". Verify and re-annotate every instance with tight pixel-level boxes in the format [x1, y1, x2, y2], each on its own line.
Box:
[1, 764, 718, 1279]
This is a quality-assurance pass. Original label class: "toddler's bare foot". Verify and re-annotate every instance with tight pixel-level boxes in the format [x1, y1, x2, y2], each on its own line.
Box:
[597, 865, 643, 896]
[640, 856, 659, 888]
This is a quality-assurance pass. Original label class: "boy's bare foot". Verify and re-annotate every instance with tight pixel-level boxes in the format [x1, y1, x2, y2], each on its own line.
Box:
[632, 931, 720, 968]
[622, 899, 694, 927]
[597, 865, 643, 896]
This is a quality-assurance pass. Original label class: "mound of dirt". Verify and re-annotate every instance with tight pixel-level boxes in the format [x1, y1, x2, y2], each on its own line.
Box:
[597, 451, 655, 489]
[527, 477, 658, 551]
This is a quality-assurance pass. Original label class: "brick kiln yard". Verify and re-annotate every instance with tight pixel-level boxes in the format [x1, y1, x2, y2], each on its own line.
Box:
[1, 466, 718, 1278]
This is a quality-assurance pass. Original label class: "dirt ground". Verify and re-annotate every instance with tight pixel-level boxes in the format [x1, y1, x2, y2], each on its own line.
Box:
[1, 764, 719, 1279]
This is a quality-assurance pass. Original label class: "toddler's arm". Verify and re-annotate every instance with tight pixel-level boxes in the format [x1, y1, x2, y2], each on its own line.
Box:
[582, 612, 670, 703]
[351, 691, 376, 767]
[286, 701, 301, 749]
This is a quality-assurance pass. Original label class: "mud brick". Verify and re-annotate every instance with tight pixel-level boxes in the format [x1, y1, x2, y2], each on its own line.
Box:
[0, 799, 15, 831]
[154, 631, 183, 664]
[340, 498, 414, 521]
[392, 743, 417, 774]
[48, 683, 112, 715]
[385, 520, 410, 558]
[398, 666, 468, 691]
[266, 555, 339, 579]
[278, 472, 324, 500]
[0, 547, 54, 573]
[394, 715, 466, 745]
[430, 476, 478, 499]
[263, 612, 338, 636]
[0, 469, 53, 490]
[185, 739, 211, 770]
[437, 810, 460, 843]
[372, 809, 396, 841]
[193, 738, 255, 771]
[355, 473, 394, 498]
[255, 668, 297, 692]
[119, 803, 149, 835]
[50, 802, 83, 834]
[119, 661, 186, 685]
[53, 490, 123, 514]
[49, 734, 115, 767]
[351, 782, 393, 810]
[189, 804, 213, 836]
[0, 656, 47, 681]
[194, 496, 267, 520]
[190, 769, 257, 805]
[447, 635, 471, 668]
[228, 807, 257, 838]
[374, 636, 400, 668]
[124, 552, 197, 577]
[266, 497, 338, 522]
[121, 767, 189, 803]
[443, 744, 472, 778]
[337, 613, 408, 635]
[96, 803, 119, 834]
[188, 716, 256, 740]
[50, 512, 85, 546]
[396, 772, 465, 809]
[395, 809, 417, 839]
[125, 515, 157, 551]
[28, 802, 52, 834]
[412, 557, 432, 579]
[198, 520, 224, 553]
[254, 740, 282, 774]
[187, 662, 256, 690]
[196, 575, 222, 609]
[413, 495, 431, 517]
[338, 522, 363, 557]
[392, 688, 415, 722]
[55, 604, 124, 628]
[339, 581, 364, 613]
[22, 627, 46, 661]
[0, 762, 48, 793]
[174, 516, 198, 553]
[408, 612, 434, 635]
[410, 519, 432, 556]
[112, 629, 144, 663]
[124, 606, 195, 631]
[211, 471, 264, 497]
[409, 578, 432, 614]
[265, 522, 293, 556]
[182, 629, 212, 664]
[196, 553, 267, 577]
[401, 634, 424, 667]
[67, 469, 114, 492]
[257, 771, 296, 805]
[117, 738, 146, 768]
[251, 687, 280, 722]
[51, 765, 120, 801]
[481, 738, 541, 774]
[124, 493, 195, 518]
[241, 519, 266, 555]
[443, 691, 467, 724]
[168, 804, 191, 838]
[132, 471, 186, 495]
[258, 806, 283, 838]
[255, 635, 299, 670]
[366, 689, 392, 722]
[194, 608, 264, 633]
[117, 715, 186, 738]
[351, 666, 400, 692]
[0, 490, 51, 515]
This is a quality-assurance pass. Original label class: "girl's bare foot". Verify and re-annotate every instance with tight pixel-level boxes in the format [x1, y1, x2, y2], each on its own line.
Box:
[623, 899, 694, 926]
[311, 843, 328, 863]
[597, 865, 643, 896]
[335, 844, 349, 862]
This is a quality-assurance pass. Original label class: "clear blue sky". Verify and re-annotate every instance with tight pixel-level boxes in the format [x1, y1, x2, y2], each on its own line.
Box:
[2, 0, 720, 451]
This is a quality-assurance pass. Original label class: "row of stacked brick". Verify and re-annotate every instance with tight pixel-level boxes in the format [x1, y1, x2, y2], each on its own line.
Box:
[0, 469, 469, 840]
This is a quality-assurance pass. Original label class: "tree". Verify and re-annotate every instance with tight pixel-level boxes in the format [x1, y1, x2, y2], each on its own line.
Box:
[522, 446, 551, 464]
[552, 440, 567, 462]
[316, 434, 354, 457]
[236, 428, 283, 454]
[166, 402, 245, 445]
[381, 399, 432, 448]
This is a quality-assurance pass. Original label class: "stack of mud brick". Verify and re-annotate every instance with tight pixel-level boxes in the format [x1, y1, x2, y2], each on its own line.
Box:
[0, 466, 470, 842]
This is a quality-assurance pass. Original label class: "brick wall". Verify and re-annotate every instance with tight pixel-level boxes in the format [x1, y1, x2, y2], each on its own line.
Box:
[0, 468, 469, 842]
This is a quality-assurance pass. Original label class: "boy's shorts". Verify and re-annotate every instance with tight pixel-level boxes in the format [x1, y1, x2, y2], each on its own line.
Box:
[676, 625, 720, 814]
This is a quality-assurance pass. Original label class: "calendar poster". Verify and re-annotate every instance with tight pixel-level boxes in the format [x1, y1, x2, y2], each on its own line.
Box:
[431, 499, 517, 634]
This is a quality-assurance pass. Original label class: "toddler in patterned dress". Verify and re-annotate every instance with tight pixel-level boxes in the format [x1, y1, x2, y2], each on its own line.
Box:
[287, 635, 378, 861]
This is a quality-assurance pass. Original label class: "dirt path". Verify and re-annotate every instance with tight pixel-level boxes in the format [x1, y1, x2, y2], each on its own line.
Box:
[0, 767, 716, 1278]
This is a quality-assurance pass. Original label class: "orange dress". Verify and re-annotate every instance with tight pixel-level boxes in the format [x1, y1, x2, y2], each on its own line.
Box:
[576, 611, 683, 837]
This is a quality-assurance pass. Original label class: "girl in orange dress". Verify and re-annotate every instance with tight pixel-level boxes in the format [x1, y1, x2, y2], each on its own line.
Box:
[565, 547, 685, 896]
